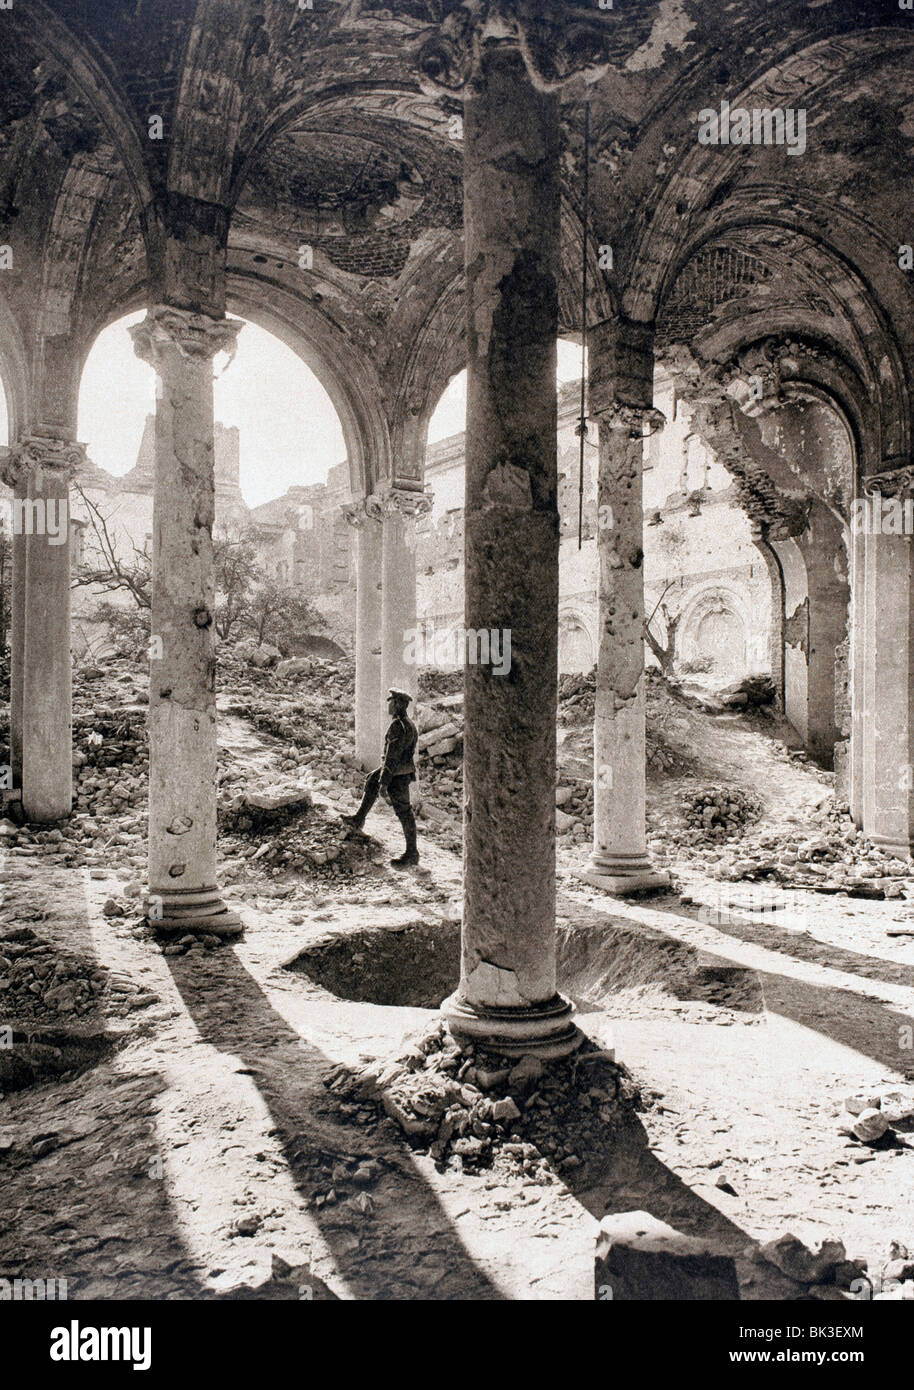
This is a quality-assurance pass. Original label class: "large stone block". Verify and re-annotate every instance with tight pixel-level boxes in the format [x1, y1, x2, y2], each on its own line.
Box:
[595, 1211, 739, 1300]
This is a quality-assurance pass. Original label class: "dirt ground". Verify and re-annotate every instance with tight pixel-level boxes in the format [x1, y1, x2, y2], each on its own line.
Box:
[1, 668, 913, 1300]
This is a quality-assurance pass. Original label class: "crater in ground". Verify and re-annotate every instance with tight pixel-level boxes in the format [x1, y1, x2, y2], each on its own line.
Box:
[0, 1027, 119, 1092]
[285, 916, 763, 1015]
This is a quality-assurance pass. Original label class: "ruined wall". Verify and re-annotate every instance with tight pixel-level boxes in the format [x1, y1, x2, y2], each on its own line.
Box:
[62, 421, 353, 656]
[415, 372, 772, 678]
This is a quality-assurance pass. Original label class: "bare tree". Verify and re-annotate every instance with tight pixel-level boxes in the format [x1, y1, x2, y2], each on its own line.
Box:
[644, 583, 680, 675]
[71, 483, 152, 609]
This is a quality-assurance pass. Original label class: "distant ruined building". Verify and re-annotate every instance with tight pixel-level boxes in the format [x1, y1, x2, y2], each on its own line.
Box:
[412, 373, 773, 681]
[1, 375, 778, 681]
[50, 418, 356, 655]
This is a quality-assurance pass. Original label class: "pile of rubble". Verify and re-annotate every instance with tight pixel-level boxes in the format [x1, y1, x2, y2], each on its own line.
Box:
[330, 1020, 630, 1180]
[418, 670, 462, 701]
[744, 1233, 870, 1301]
[0, 925, 157, 1023]
[558, 670, 595, 724]
[219, 796, 380, 882]
[675, 673, 777, 716]
[417, 698, 463, 762]
[219, 786, 313, 834]
[682, 786, 762, 839]
[743, 1231, 914, 1300]
[555, 780, 594, 841]
[697, 799, 914, 901]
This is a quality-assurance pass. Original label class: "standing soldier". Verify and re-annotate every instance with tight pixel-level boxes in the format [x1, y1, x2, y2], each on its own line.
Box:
[342, 688, 419, 867]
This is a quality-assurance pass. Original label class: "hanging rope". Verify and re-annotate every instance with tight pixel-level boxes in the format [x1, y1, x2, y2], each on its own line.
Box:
[577, 102, 591, 551]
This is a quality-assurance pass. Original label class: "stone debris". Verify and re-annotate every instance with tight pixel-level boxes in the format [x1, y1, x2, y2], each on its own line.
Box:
[329, 1019, 630, 1178]
[219, 787, 313, 834]
[757, 1233, 847, 1285]
[558, 671, 596, 724]
[0, 926, 157, 1026]
[675, 794, 914, 901]
[837, 1086, 914, 1144]
[683, 786, 762, 839]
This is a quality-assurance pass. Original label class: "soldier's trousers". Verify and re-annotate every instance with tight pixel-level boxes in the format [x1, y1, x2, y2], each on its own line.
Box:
[352, 769, 416, 849]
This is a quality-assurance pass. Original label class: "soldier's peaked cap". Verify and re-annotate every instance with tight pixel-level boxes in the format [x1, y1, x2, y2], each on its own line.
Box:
[388, 688, 412, 706]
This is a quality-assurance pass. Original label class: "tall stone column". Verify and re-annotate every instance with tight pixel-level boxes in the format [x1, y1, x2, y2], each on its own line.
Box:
[581, 399, 669, 894]
[343, 498, 384, 769]
[792, 502, 849, 769]
[378, 489, 431, 723]
[131, 306, 242, 935]
[0, 455, 26, 788]
[858, 465, 914, 854]
[849, 515, 866, 826]
[7, 438, 82, 821]
[440, 45, 576, 1058]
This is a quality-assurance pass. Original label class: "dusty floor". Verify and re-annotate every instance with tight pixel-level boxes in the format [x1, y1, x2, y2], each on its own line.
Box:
[1, 674, 913, 1300]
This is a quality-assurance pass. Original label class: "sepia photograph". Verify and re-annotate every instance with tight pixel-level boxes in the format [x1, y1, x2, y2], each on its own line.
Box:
[0, 0, 911, 1364]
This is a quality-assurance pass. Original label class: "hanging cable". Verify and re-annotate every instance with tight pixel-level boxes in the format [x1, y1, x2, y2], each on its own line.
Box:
[577, 101, 591, 551]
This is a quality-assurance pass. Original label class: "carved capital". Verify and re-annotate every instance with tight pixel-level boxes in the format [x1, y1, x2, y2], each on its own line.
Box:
[342, 498, 382, 529]
[8, 435, 86, 487]
[416, 1, 612, 96]
[131, 306, 241, 371]
[862, 465, 914, 501]
[367, 487, 434, 520]
[594, 403, 665, 438]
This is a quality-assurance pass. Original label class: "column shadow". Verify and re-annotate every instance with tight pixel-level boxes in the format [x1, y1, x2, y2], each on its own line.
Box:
[164, 946, 507, 1300]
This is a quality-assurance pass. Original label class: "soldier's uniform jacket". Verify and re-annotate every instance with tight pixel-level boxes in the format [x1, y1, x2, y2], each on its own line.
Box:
[381, 713, 418, 782]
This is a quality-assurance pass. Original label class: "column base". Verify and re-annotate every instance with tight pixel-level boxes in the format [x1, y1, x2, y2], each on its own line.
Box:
[145, 886, 244, 937]
[441, 991, 580, 1059]
[579, 853, 670, 897]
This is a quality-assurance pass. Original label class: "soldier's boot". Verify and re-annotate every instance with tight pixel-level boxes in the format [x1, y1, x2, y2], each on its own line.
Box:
[391, 809, 419, 868]
[341, 772, 380, 829]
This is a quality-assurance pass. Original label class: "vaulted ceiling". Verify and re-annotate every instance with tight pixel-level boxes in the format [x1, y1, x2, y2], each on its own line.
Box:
[0, 0, 912, 478]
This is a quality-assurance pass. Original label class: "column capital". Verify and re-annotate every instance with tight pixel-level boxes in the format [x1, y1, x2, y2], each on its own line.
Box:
[862, 462, 914, 500]
[365, 486, 434, 520]
[592, 402, 666, 438]
[342, 497, 382, 529]
[7, 435, 86, 486]
[130, 306, 240, 370]
[416, 1, 612, 96]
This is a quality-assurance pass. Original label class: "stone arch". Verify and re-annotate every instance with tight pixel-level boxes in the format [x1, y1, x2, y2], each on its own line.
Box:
[224, 277, 391, 500]
[558, 607, 596, 675]
[676, 582, 754, 681]
[626, 25, 914, 335]
[32, 0, 154, 216]
[0, 296, 30, 443]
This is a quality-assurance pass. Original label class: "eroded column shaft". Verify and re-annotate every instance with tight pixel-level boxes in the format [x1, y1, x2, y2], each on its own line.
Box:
[348, 503, 383, 769]
[581, 381, 668, 895]
[8, 468, 26, 786]
[131, 307, 242, 935]
[380, 495, 422, 719]
[443, 48, 575, 1056]
[594, 423, 649, 862]
[16, 441, 80, 821]
[849, 519, 866, 825]
[861, 519, 914, 854]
